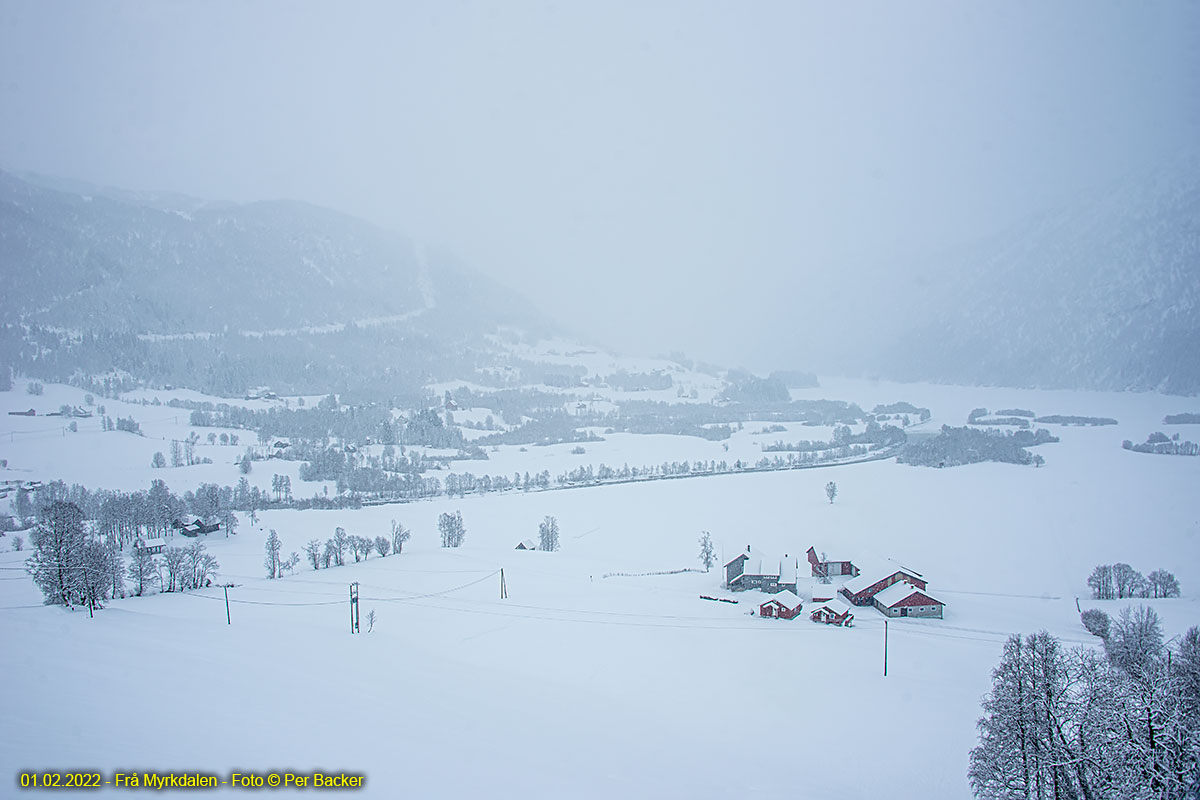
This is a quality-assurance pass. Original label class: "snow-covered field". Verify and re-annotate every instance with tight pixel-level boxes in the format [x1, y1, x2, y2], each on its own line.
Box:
[1, 376, 1198, 798]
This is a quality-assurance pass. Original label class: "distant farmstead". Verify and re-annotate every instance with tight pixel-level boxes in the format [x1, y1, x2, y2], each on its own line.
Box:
[175, 518, 220, 537]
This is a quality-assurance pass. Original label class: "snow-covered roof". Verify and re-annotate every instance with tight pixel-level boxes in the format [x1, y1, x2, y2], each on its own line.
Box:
[517, 539, 538, 550]
[760, 590, 802, 608]
[841, 561, 922, 595]
[810, 598, 852, 616]
[730, 549, 800, 584]
[779, 555, 799, 586]
[810, 585, 838, 602]
[872, 582, 937, 608]
[138, 537, 166, 548]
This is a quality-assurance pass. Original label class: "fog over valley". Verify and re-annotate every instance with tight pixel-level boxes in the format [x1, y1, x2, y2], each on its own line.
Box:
[1, 3, 1198, 799]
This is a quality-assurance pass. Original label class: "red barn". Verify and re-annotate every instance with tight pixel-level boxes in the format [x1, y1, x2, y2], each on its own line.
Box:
[839, 568, 926, 607]
[759, 590, 803, 620]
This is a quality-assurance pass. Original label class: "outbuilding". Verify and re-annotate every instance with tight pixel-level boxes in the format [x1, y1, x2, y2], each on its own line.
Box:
[809, 598, 855, 626]
[759, 590, 803, 620]
[839, 567, 927, 607]
[872, 582, 944, 619]
[135, 537, 166, 555]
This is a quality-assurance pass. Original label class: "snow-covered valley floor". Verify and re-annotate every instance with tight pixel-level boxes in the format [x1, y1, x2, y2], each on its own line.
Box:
[1, 378, 1198, 798]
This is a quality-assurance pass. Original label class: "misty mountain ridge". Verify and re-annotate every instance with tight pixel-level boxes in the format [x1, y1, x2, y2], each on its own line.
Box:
[3, 164, 1198, 398]
[859, 155, 1200, 394]
[0, 170, 546, 339]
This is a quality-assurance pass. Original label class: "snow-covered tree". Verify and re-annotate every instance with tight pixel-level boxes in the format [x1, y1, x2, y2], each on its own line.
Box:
[162, 546, 187, 592]
[263, 529, 282, 579]
[304, 539, 322, 570]
[1112, 562, 1144, 599]
[1087, 564, 1115, 600]
[538, 516, 560, 552]
[26, 501, 87, 606]
[331, 527, 349, 566]
[698, 531, 715, 571]
[1080, 608, 1110, 638]
[127, 547, 159, 596]
[825, 481, 838, 504]
[1104, 605, 1162, 679]
[390, 520, 410, 554]
[1147, 569, 1181, 598]
[374, 536, 390, 557]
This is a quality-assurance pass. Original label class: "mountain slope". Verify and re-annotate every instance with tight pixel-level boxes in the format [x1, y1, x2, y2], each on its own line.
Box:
[0, 171, 544, 338]
[873, 157, 1200, 394]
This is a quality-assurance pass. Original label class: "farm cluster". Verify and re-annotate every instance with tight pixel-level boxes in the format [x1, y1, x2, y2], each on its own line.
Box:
[724, 544, 945, 625]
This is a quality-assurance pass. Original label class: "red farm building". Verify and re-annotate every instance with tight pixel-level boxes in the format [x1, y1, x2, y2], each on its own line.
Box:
[806, 546, 860, 579]
[759, 590, 803, 620]
[872, 582, 944, 619]
[838, 567, 926, 607]
[809, 598, 855, 626]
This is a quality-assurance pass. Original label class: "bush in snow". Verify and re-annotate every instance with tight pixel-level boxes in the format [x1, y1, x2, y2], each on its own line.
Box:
[1081, 608, 1110, 638]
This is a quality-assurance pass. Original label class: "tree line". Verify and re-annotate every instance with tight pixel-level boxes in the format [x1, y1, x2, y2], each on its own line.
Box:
[1088, 563, 1180, 600]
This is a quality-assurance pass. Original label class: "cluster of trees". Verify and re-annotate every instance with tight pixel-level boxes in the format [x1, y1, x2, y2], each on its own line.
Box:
[186, 399, 468, 451]
[764, 421, 906, 453]
[538, 516, 560, 551]
[1124, 432, 1199, 456]
[898, 425, 1057, 468]
[968, 407, 1033, 428]
[1035, 415, 1117, 426]
[1088, 563, 1180, 600]
[12, 479, 240, 550]
[603, 370, 673, 391]
[719, 371, 791, 403]
[300, 520, 410, 572]
[438, 511, 466, 548]
[475, 411, 605, 446]
[872, 401, 931, 422]
[969, 610, 1200, 799]
[25, 501, 221, 607]
[1163, 413, 1200, 425]
[26, 501, 124, 610]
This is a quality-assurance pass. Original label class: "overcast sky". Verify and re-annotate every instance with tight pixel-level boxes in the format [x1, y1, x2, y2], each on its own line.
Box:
[2, 1, 1198, 369]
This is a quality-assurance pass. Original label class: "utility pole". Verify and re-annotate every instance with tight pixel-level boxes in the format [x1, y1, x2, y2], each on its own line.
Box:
[883, 619, 889, 677]
[349, 582, 360, 633]
[499, 569, 507, 600]
[224, 585, 231, 625]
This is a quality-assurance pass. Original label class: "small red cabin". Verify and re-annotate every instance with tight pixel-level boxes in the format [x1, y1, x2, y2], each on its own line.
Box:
[759, 590, 803, 620]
